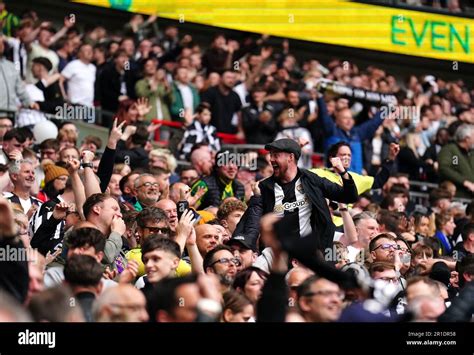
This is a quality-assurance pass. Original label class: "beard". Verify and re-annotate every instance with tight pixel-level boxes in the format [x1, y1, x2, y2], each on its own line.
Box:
[219, 273, 235, 287]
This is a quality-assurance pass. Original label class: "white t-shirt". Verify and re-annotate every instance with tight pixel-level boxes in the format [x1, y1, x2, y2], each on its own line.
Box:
[177, 83, 193, 110]
[61, 59, 96, 107]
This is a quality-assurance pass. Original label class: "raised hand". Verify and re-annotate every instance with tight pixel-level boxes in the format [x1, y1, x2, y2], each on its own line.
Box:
[81, 150, 95, 164]
[330, 157, 345, 174]
[108, 118, 125, 148]
[388, 142, 400, 161]
[52, 202, 70, 220]
[67, 158, 81, 174]
[111, 215, 126, 236]
[136, 97, 151, 118]
[119, 260, 139, 284]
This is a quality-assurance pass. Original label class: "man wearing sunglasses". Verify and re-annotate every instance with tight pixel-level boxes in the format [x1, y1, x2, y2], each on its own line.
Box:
[203, 245, 240, 293]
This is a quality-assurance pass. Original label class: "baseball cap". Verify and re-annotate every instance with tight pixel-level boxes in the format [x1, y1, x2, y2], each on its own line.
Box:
[265, 138, 301, 160]
[226, 234, 257, 252]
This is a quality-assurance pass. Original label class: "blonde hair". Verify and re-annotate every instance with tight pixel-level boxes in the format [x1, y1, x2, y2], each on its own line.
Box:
[149, 148, 177, 173]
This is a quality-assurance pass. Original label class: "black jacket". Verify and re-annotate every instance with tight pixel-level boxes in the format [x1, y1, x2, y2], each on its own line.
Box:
[234, 169, 358, 253]
[194, 173, 245, 210]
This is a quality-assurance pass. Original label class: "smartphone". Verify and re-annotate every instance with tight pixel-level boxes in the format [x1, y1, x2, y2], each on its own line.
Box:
[177, 200, 201, 224]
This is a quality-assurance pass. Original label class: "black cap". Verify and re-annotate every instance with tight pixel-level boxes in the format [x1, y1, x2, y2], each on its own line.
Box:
[226, 234, 257, 252]
[32, 57, 53, 72]
[265, 138, 301, 160]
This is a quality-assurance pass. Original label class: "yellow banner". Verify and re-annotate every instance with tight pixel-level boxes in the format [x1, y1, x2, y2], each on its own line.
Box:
[73, 0, 474, 63]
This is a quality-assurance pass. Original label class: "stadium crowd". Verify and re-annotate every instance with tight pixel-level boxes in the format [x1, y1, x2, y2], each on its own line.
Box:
[0, 1, 473, 322]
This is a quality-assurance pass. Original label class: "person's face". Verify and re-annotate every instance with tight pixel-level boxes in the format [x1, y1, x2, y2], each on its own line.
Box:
[443, 218, 456, 236]
[196, 225, 220, 255]
[372, 268, 399, 285]
[198, 153, 214, 176]
[176, 68, 189, 83]
[252, 90, 266, 103]
[0, 118, 12, 140]
[155, 173, 171, 193]
[121, 39, 135, 57]
[336, 146, 352, 169]
[221, 72, 236, 89]
[356, 218, 379, 247]
[27, 263, 44, 304]
[31, 63, 45, 79]
[180, 170, 199, 187]
[41, 147, 58, 162]
[144, 59, 157, 76]
[53, 175, 68, 192]
[390, 196, 405, 212]
[214, 225, 230, 244]
[224, 210, 244, 234]
[136, 176, 160, 206]
[14, 162, 35, 189]
[38, 29, 53, 47]
[79, 44, 93, 62]
[299, 279, 343, 322]
[218, 163, 238, 182]
[60, 148, 79, 163]
[124, 173, 139, 195]
[230, 244, 254, 269]
[139, 220, 169, 240]
[213, 35, 226, 48]
[111, 288, 149, 322]
[108, 174, 122, 197]
[269, 151, 292, 180]
[371, 238, 398, 262]
[287, 269, 313, 302]
[127, 104, 139, 121]
[208, 249, 238, 283]
[3, 138, 24, 155]
[97, 198, 122, 227]
[156, 200, 178, 230]
[143, 249, 179, 284]
[115, 53, 129, 70]
[168, 283, 200, 322]
[243, 271, 265, 304]
[335, 109, 354, 132]
[416, 216, 430, 236]
[225, 304, 254, 322]
[287, 91, 300, 107]
[198, 109, 211, 126]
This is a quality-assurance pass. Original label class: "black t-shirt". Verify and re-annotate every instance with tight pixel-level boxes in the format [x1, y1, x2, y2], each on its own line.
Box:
[201, 86, 242, 134]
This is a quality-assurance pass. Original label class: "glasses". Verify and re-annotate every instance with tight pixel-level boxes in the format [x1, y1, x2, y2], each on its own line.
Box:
[303, 290, 345, 300]
[137, 182, 159, 189]
[373, 243, 400, 252]
[145, 226, 171, 235]
[210, 257, 242, 268]
[378, 277, 399, 283]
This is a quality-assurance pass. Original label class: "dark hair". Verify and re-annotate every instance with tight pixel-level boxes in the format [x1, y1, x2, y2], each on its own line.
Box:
[457, 254, 474, 288]
[179, 166, 198, 175]
[461, 223, 474, 242]
[32, 56, 53, 72]
[377, 210, 403, 234]
[64, 254, 103, 287]
[296, 275, 321, 299]
[17, 127, 34, 141]
[82, 135, 102, 150]
[150, 166, 170, 177]
[113, 48, 128, 60]
[39, 138, 59, 151]
[232, 267, 268, 291]
[3, 128, 26, 143]
[195, 102, 211, 114]
[326, 141, 351, 167]
[203, 244, 233, 270]
[42, 180, 63, 199]
[435, 213, 453, 231]
[67, 227, 106, 253]
[429, 188, 452, 205]
[83, 193, 112, 219]
[149, 274, 198, 321]
[141, 236, 181, 259]
[222, 290, 253, 318]
[369, 233, 396, 252]
[130, 126, 148, 146]
[137, 207, 169, 229]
